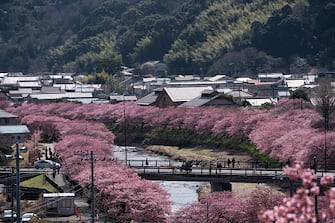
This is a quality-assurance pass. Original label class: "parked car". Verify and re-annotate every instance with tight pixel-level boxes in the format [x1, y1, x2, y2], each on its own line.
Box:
[33, 160, 61, 169]
[16, 154, 24, 160]
[20, 146, 28, 153]
[21, 212, 39, 223]
[4, 154, 13, 161]
[2, 210, 17, 222]
[3, 154, 24, 161]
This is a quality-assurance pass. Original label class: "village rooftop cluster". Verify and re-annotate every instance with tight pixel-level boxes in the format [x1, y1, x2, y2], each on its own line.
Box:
[0, 69, 329, 108]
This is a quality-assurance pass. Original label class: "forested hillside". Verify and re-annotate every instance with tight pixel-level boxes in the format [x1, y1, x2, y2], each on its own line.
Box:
[0, 0, 334, 76]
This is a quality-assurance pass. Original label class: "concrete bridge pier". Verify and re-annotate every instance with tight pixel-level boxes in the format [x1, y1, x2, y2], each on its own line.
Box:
[210, 181, 232, 192]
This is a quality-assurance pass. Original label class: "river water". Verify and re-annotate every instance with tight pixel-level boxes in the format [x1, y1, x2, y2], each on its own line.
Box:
[113, 146, 203, 212]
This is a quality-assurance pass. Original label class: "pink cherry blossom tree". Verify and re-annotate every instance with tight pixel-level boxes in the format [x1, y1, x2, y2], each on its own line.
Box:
[7, 99, 335, 221]
[172, 191, 246, 223]
[243, 187, 285, 223]
[6, 102, 172, 222]
[75, 162, 171, 222]
[260, 163, 335, 223]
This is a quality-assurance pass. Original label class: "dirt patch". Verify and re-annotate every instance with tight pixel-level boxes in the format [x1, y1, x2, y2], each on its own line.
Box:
[145, 145, 253, 167]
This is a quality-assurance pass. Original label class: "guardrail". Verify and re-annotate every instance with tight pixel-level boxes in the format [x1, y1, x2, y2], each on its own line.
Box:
[0, 166, 14, 172]
[0, 166, 52, 174]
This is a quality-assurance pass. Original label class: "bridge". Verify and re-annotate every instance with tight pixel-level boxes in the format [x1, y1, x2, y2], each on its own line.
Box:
[120, 159, 334, 192]
[122, 159, 294, 182]
[0, 164, 287, 183]
[135, 166, 286, 183]
[1, 159, 333, 192]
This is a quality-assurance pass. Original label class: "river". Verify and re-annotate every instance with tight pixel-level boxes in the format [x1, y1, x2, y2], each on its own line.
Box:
[113, 145, 203, 212]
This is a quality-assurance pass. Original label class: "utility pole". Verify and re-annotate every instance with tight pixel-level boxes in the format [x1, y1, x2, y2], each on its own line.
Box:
[206, 201, 209, 223]
[90, 151, 95, 223]
[15, 143, 21, 223]
[123, 95, 127, 165]
[11, 167, 14, 223]
[314, 156, 319, 222]
[324, 117, 327, 173]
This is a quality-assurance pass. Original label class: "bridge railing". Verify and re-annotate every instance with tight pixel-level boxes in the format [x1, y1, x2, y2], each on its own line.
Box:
[123, 159, 280, 169]
[134, 165, 286, 177]
[0, 166, 14, 172]
[124, 159, 175, 167]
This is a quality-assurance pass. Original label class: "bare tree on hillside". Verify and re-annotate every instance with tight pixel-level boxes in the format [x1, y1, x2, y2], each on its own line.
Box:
[312, 79, 335, 171]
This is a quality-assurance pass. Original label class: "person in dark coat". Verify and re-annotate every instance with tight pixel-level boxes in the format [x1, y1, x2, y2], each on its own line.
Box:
[232, 157, 236, 168]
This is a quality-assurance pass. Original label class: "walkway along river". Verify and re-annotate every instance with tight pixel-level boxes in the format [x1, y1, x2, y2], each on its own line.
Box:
[113, 145, 202, 212]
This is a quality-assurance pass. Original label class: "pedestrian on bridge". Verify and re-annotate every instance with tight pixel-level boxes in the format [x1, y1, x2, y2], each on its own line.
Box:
[232, 157, 236, 168]
[217, 160, 222, 173]
[227, 158, 231, 167]
[52, 168, 56, 178]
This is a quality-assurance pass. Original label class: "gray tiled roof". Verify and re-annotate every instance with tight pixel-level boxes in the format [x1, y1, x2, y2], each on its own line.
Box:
[178, 97, 214, 108]
[0, 125, 30, 134]
[164, 86, 213, 102]
[137, 92, 158, 105]
[0, 109, 17, 118]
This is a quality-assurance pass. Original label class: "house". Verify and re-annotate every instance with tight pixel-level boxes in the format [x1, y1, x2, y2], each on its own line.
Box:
[258, 73, 284, 82]
[175, 75, 200, 81]
[43, 193, 75, 216]
[52, 83, 76, 92]
[49, 73, 74, 84]
[0, 76, 41, 90]
[204, 74, 232, 82]
[155, 86, 213, 108]
[17, 80, 42, 90]
[245, 98, 274, 107]
[179, 89, 238, 108]
[284, 78, 306, 90]
[277, 90, 291, 98]
[137, 88, 163, 106]
[8, 88, 34, 102]
[40, 86, 63, 94]
[0, 125, 30, 145]
[110, 95, 137, 104]
[28, 92, 94, 103]
[226, 89, 254, 101]
[0, 91, 15, 106]
[0, 109, 30, 146]
[247, 78, 284, 99]
[74, 84, 102, 93]
[0, 109, 18, 125]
